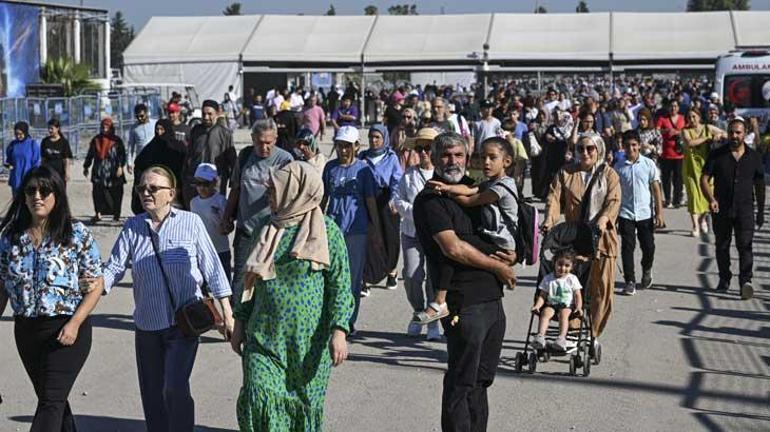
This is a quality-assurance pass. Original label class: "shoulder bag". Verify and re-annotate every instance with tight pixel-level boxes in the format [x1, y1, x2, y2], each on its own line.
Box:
[148, 226, 223, 337]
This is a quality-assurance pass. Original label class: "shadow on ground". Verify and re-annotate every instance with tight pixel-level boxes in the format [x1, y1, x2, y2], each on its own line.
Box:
[8, 415, 236, 431]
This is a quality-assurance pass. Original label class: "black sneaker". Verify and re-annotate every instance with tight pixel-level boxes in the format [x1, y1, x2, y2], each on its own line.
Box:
[360, 286, 371, 298]
[640, 269, 653, 290]
[386, 274, 398, 290]
[740, 282, 754, 300]
[716, 279, 730, 292]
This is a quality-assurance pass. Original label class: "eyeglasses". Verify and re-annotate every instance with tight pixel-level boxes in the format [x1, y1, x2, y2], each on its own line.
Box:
[134, 184, 172, 195]
[191, 180, 215, 187]
[24, 186, 53, 198]
[576, 145, 597, 154]
[415, 146, 431, 153]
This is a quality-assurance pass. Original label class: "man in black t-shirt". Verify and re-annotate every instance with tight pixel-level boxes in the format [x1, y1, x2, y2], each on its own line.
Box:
[413, 132, 516, 432]
[701, 118, 766, 300]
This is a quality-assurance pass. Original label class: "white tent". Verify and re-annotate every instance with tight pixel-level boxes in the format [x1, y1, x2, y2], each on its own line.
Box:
[488, 13, 611, 63]
[241, 15, 375, 65]
[123, 15, 262, 100]
[362, 14, 491, 65]
[732, 11, 770, 48]
[611, 12, 735, 62]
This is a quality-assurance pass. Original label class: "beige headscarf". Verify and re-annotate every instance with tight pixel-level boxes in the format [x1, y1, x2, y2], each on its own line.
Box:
[241, 161, 330, 302]
[575, 133, 609, 223]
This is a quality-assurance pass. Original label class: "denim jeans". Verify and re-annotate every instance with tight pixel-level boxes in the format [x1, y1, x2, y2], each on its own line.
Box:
[135, 326, 199, 432]
[401, 234, 434, 312]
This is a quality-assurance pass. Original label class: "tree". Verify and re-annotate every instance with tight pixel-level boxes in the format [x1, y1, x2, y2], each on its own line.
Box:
[534, 5, 548, 13]
[110, 11, 135, 70]
[576, 1, 590, 12]
[41, 58, 99, 96]
[364, 5, 378, 15]
[223, 2, 242, 15]
[326, 4, 336, 15]
[388, 4, 418, 15]
[686, 0, 750, 11]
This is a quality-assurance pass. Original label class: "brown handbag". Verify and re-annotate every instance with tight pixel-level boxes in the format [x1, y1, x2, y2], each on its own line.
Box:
[149, 228, 223, 337]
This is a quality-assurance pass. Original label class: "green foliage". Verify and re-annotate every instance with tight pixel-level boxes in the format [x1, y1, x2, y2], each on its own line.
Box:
[40, 58, 100, 96]
[110, 11, 134, 70]
[535, 5, 548, 13]
[388, 4, 418, 15]
[223, 2, 242, 15]
[686, 0, 750, 11]
[364, 5, 378, 15]
[576, 1, 590, 12]
[326, 4, 336, 15]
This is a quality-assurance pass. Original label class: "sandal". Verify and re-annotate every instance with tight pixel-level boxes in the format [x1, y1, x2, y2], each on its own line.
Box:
[412, 302, 449, 325]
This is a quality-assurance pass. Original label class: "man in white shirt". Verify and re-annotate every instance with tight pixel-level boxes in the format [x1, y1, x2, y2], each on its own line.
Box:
[290, 87, 305, 113]
[474, 99, 502, 154]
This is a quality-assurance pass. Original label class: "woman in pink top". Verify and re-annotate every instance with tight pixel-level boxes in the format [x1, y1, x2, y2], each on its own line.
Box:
[655, 99, 685, 208]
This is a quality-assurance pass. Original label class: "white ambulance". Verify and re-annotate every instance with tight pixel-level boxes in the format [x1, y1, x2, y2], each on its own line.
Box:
[715, 50, 770, 123]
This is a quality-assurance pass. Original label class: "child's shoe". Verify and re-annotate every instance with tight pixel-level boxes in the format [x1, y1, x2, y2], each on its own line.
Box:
[531, 334, 546, 350]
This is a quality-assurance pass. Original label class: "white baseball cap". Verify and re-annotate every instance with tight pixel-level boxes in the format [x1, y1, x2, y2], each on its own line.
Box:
[193, 163, 218, 182]
[334, 126, 359, 144]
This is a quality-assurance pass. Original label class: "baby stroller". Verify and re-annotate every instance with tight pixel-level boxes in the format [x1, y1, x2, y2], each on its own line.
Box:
[514, 221, 602, 377]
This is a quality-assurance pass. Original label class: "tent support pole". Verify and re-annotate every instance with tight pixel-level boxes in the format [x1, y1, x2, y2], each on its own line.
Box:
[360, 55, 366, 127]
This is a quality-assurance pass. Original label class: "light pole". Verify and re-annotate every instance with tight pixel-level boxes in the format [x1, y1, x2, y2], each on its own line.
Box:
[482, 43, 490, 98]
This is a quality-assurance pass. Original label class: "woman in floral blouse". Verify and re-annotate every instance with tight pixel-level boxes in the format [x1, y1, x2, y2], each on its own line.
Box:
[0, 165, 104, 431]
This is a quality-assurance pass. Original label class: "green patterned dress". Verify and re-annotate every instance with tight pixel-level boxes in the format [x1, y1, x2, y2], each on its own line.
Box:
[234, 216, 354, 432]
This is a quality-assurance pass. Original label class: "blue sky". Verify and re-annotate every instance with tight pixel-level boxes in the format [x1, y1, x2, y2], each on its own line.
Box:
[58, 0, 770, 29]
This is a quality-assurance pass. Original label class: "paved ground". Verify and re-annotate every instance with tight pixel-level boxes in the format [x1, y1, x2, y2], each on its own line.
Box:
[0, 138, 768, 431]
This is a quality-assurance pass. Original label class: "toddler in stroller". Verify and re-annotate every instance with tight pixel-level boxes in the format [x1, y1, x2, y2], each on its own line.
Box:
[531, 248, 583, 352]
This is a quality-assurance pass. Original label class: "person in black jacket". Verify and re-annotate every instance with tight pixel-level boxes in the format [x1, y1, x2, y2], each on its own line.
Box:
[131, 119, 186, 214]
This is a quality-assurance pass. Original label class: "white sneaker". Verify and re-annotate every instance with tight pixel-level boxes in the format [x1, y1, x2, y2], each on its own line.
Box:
[407, 321, 422, 337]
[426, 322, 442, 341]
[624, 281, 637, 296]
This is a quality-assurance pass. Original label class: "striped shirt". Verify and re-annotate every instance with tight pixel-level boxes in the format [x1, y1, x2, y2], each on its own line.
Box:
[103, 208, 232, 331]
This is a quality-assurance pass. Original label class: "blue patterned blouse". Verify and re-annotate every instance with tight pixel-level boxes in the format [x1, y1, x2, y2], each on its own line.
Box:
[0, 221, 103, 317]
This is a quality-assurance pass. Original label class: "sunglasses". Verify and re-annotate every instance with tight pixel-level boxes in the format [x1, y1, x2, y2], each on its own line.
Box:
[415, 146, 431, 153]
[192, 180, 215, 187]
[134, 184, 173, 195]
[576, 145, 598, 153]
[24, 186, 53, 198]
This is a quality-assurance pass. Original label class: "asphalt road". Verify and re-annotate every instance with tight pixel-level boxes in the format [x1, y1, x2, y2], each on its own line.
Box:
[0, 137, 767, 431]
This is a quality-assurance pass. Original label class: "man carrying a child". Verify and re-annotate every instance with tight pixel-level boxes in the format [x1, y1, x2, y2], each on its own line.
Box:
[413, 132, 516, 432]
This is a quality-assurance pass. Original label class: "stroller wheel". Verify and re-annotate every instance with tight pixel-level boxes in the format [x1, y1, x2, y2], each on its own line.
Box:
[593, 342, 602, 365]
[528, 352, 538, 373]
[515, 352, 524, 372]
[582, 342, 592, 376]
[569, 355, 577, 376]
[542, 350, 551, 363]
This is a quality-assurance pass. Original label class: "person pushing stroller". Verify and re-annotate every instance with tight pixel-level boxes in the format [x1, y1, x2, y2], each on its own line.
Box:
[530, 248, 583, 352]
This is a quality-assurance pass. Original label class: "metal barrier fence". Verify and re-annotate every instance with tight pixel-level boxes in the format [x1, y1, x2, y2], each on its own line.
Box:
[0, 91, 163, 167]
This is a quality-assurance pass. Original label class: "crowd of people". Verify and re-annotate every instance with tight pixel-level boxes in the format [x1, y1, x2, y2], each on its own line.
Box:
[0, 74, 767, 432]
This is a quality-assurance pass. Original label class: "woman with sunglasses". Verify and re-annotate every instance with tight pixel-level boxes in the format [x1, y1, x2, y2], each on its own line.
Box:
[83, 117, 127, 223]
[542, 133, 620, 350]
[0, 166, 104, 431]
[102, 165, 234, 432]
[392, 127, 442, 340]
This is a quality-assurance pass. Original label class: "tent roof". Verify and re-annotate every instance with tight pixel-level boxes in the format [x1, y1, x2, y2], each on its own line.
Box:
[241, 15, 375, 63]
[611, 12, 735, 61]
[123, 15, 262, 64]
[732, 11, 770, 48]
[487, 13, 610, 62]
[362, 14, 491, 64]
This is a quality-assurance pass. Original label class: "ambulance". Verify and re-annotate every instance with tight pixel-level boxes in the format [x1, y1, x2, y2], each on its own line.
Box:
[714, 50, 770, 124]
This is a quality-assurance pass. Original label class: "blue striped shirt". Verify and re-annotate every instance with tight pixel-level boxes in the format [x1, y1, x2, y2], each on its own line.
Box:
[103, 208, 232, 331]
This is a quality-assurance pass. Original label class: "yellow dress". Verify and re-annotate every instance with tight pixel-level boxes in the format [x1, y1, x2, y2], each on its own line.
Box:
[682, 126, 712, 215]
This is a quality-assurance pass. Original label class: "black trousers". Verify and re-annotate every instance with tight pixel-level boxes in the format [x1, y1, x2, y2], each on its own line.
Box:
[441, 300, 506, 432]
[14, 316, 92, 432]
[618, 217, 656, 283]
[713, 212, 755, 286]
[659, 158, 683, 204]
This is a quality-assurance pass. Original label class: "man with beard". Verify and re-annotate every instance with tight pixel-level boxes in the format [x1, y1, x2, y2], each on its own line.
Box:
[167, 103, 191, 145]
[182, 99, 236, 208]
[413, 132, 516, 432]
[701, 118, 765, 300]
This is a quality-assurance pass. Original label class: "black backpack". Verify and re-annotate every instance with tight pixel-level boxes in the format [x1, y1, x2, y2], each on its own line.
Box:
[498, 182, 540, 266]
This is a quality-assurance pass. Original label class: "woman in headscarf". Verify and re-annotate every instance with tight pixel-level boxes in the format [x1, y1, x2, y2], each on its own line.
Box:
[542, 133, 620, 348]
[5, 121, 41, 197]
[83, 117, 127, 223]
[293, 127, 327, 172]
[636, 108, 662, 161]
[231, 161, 354, 432]
[131, 118, 186, 214]
[359, 124, 403, 294]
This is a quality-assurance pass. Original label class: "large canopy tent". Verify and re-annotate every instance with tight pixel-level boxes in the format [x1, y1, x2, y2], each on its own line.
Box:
[123, 11, 770, 99]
